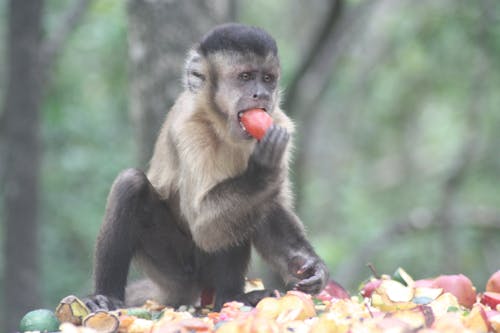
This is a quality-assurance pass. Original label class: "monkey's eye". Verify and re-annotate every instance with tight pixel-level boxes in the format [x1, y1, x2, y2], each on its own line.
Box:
[263, 74, 275, 83]
[239, 72, 253, 81]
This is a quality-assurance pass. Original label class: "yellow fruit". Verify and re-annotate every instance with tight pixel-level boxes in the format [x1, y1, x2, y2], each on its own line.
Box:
[245, 317, 279, 333]
[429, 293, 460, 318]
[55, 295, 90, 325]
[463, 304, 490, 332]
[279, 291, 316, 320]
[82, 311, 119, 333]
[255, 297, 282, 320]
[310, 315, 349, 333]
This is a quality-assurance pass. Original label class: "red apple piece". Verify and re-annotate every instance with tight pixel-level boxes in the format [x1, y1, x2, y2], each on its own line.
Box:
[239, 109, 273, 140]
[361, 279, 382, 298]
[487, 310, 500, 333]
[487, 271, 500, 293]
[317, 280, 350, 301]
[482, 292, 500, 309]
[432, 274, 477, 308]
[414, 279, 436, 288]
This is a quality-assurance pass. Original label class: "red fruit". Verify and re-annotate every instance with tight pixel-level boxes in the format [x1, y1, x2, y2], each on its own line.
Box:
[482, 292, 500, 309]
[414, 279, 436, 288]
[487, 310, 500, 318]
[432, 274, 477, 308]
[487, 310, 500, 333]
[317, 280, 350, 301]
[239, 109, 273, 140]
[487, 271, 500, 293]
[361, 279, 382, 298]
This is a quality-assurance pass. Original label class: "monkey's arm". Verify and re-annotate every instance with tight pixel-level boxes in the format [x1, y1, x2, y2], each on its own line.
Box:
[252, 204, 329, 294]
[179, 126, 289, 252]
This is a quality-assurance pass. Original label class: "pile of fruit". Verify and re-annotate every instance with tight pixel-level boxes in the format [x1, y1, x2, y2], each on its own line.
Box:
[19, 269, 500, 333]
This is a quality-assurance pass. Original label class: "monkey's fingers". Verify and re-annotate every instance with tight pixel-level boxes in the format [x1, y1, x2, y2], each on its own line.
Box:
[253, 125, 288, 169]
[270, 127, 290, 166]
[251, 126, 270, 159]
[295, 258, 316, 276]
[294, 274, 324, 295]
[258, 125, 280, 165]
[84, 295, 121, 312]
[263, 125, 289, 166]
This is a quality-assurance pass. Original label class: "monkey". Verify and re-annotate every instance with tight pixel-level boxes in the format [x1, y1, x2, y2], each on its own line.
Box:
[84, 23, 329, 312]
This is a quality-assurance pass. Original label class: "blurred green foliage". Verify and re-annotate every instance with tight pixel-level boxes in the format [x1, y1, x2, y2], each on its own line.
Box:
[40, 0, 131, 304]
[1, 0, 499, 309]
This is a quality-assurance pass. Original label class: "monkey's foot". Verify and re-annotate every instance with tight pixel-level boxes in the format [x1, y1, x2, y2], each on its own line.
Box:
[82, 294, 124, 312]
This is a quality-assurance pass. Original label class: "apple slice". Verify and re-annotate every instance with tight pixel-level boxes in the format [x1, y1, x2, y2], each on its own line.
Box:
[278, 290, 316, 320]
[414, 279, 436, 288]
[316, 280, 350, 301]
[429, 293, 460, 318]
[414, 286, 443, 299]
[255, 297, 282, 320]
[463, 304, 492, 332]
[390, 306, 434, 329]
[381, 280, 414, 303]
[360, 279, 382, 298]
[482, 291, 500, 309]
[487, 311, 500, 333]
[239, 109, 273, 140]
[392, 267, 414, 287]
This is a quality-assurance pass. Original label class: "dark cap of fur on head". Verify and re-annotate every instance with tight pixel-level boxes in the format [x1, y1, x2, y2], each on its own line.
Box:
[198, 23, 278, 57]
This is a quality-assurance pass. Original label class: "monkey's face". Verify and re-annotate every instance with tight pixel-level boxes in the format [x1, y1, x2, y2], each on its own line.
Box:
[211, 53, 280, 141]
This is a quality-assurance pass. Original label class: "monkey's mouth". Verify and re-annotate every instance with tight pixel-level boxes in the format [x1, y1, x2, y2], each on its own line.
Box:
[237, 111, 248, 133]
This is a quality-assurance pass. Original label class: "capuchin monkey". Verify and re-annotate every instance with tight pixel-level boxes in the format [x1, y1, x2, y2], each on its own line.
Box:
[85, 23, 329, 312]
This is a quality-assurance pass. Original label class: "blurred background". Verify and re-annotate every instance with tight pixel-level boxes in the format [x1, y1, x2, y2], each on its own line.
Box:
[1, 0, 499, 331]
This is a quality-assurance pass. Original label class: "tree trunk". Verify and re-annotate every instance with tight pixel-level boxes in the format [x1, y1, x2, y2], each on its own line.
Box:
[2, 1, 44, 331]
[1, 1, 89, 330]
[126, 0, 233, 168]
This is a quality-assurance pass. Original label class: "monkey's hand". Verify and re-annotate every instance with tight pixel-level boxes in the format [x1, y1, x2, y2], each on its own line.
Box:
[233, 289, 278, 307]
[248, 125, 289, 177]
[82, 294, 124, 312]
[292, 257, 329, 295]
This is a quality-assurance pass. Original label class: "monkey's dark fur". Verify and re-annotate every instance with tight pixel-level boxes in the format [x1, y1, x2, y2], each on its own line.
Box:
[199, 24, 278, 57]
[85, 23, 329, 312]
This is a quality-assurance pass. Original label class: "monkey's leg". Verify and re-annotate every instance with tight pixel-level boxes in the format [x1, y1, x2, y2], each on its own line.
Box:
[204, 243, 251, 310]
[87, 168, 163, 311]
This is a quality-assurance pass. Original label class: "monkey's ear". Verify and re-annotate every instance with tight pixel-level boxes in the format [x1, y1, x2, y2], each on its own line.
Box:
[184, 48, 207, 93]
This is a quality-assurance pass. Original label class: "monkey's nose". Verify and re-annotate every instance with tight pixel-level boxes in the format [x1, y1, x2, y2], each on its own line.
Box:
[252, 92, 270, 101]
